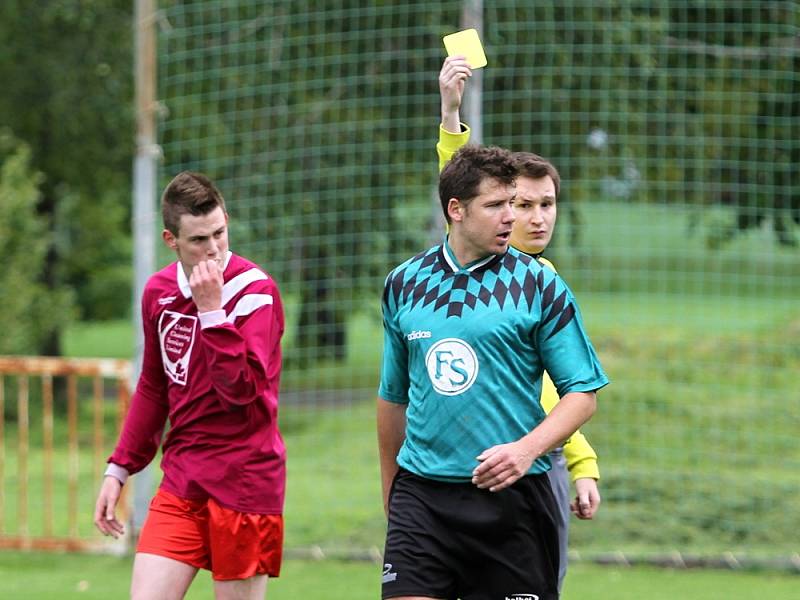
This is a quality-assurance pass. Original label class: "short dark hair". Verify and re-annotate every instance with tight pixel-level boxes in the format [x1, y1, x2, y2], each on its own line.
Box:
[439, 145, 517, 224]
[514, 152, 561, 198]
[161, 171, 227, 235]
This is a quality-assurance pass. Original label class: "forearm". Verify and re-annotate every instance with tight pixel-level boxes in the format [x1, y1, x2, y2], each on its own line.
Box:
[568, 456, 600, 482]
[438, 55, 471, 136]
[441, 105, 461, 134]
[563, 428, 600, 481]
[110, 390, 168, 475]
[437, 123, 471, 172]
[520, 391, 597, 461]
[376, 397, 407, 514]
[110, 309, 170, 474]
[202, 323, 269, 404]
[200, 301, 281, 410]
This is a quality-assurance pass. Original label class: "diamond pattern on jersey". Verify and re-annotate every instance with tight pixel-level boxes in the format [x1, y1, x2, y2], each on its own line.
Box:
[383, 245, 576, 332]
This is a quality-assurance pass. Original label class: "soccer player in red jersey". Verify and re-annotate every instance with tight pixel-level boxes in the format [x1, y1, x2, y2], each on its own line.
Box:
[94, 172, 286, 599]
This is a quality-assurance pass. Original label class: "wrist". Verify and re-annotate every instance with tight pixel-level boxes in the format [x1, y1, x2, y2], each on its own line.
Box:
[441, 109, 461, 128]
[199, 309, 226, 328]
[104, 463, 129, 485]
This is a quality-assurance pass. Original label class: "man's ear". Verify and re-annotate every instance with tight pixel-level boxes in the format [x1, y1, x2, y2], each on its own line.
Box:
[447, 198, 463, 223]
[162, 229, 178, 250]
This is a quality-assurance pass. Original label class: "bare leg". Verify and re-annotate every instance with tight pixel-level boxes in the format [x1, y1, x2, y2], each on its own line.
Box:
[214, 575, 268, 600]
[131, 552, 198, 600]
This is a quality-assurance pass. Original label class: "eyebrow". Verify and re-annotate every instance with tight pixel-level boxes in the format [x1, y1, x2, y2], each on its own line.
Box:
[518, 194, 556, 201]
[186, 225, 226, 241]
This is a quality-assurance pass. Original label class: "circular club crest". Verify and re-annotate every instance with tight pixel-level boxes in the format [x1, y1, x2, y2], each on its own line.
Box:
[424, 338, 479, 396]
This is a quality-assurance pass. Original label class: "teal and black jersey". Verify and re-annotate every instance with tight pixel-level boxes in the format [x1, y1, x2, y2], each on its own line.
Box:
[379, 239, 608, 482]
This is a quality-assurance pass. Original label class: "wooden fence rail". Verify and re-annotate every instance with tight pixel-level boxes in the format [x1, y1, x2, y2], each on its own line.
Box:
[0, 356, 132, 552]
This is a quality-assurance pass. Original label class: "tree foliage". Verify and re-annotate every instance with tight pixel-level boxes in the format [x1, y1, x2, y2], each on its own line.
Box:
[1, 1, 796, 359]
[157, 0, 461, 359]
[0, 131, 74, 354]
[152, 1, 799, 358]
[484, 2, 798, 247]
[0, 0, 134, 353]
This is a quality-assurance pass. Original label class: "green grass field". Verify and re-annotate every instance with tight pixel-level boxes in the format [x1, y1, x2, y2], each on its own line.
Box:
[0, 550, 797, 599]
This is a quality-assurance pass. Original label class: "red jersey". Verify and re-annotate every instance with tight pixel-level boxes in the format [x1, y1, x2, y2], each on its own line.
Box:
[109, 252, 286, 514]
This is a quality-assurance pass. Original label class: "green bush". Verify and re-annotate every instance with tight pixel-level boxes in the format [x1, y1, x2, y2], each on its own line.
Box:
[0, 130, 75, 354]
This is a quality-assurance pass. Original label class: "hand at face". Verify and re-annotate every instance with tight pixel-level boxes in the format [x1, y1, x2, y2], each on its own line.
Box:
[189, 259, 224, 313]
[472, 440, 535, 492]
[571, 477, 601, 519]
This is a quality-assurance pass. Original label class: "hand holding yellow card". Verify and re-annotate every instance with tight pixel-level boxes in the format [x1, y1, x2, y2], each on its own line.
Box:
[443, 28, 487, 69]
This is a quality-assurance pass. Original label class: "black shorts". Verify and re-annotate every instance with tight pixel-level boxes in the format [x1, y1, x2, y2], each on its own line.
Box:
[382, 468, 560, 600]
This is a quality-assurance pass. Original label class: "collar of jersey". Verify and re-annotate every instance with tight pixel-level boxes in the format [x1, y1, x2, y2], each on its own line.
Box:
[441, 236, 504, 274]
[177, 250, 233, 298]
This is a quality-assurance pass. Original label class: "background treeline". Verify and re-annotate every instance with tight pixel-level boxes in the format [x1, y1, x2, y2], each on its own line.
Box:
[1, 0, 798, 358]
[0, 0, 133, 355]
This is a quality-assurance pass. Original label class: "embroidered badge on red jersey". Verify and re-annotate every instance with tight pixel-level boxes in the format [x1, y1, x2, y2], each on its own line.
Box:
[158, 311, 198, 385]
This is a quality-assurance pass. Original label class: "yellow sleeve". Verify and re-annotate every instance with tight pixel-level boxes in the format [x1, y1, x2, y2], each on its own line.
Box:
[437, 123, 471, 172]
[538, 257, 600, 482]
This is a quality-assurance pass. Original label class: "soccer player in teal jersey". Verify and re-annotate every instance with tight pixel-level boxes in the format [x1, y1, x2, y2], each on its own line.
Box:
[377, 145, 608, 600]
[437, 55, 602, 596]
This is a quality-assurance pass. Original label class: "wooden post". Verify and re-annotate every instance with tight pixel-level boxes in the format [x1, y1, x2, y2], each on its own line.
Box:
[67, 375, 79, 538]
[42, 374, 54, 537]
[93, 375, 104, 491]
[17, 376, 29, 546]
[0, 356, 131, 551]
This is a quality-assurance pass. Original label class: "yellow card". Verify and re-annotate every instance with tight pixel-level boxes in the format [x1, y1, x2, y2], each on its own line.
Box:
[443, 28, 487, 69]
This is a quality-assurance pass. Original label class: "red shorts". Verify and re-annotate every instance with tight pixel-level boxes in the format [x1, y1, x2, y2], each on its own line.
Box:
[136, 488, 283, 581]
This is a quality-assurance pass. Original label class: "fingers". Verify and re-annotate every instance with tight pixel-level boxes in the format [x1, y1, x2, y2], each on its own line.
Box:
[440, 55, 473, 79]
[472, 447, 525, 492]
[440, 61, 471, 91]
[473, 466, 522, 492]
[189, 260, 224, 312]
[474, 445, 500, 464]
[571, 479, 601, 519]
[190, 259, 221, 285]
[94, 478, 125, 538]
[571, 498, 593, 519]
[439, 56, 472, 91]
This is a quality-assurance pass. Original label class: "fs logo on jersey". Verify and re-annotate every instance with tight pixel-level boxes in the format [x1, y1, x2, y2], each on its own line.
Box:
[158, 310, 198, 385]
[425, 338, 478, 396]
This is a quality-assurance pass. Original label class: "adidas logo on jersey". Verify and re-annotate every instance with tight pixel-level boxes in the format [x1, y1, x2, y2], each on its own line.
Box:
[406, 330, 432, 341]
